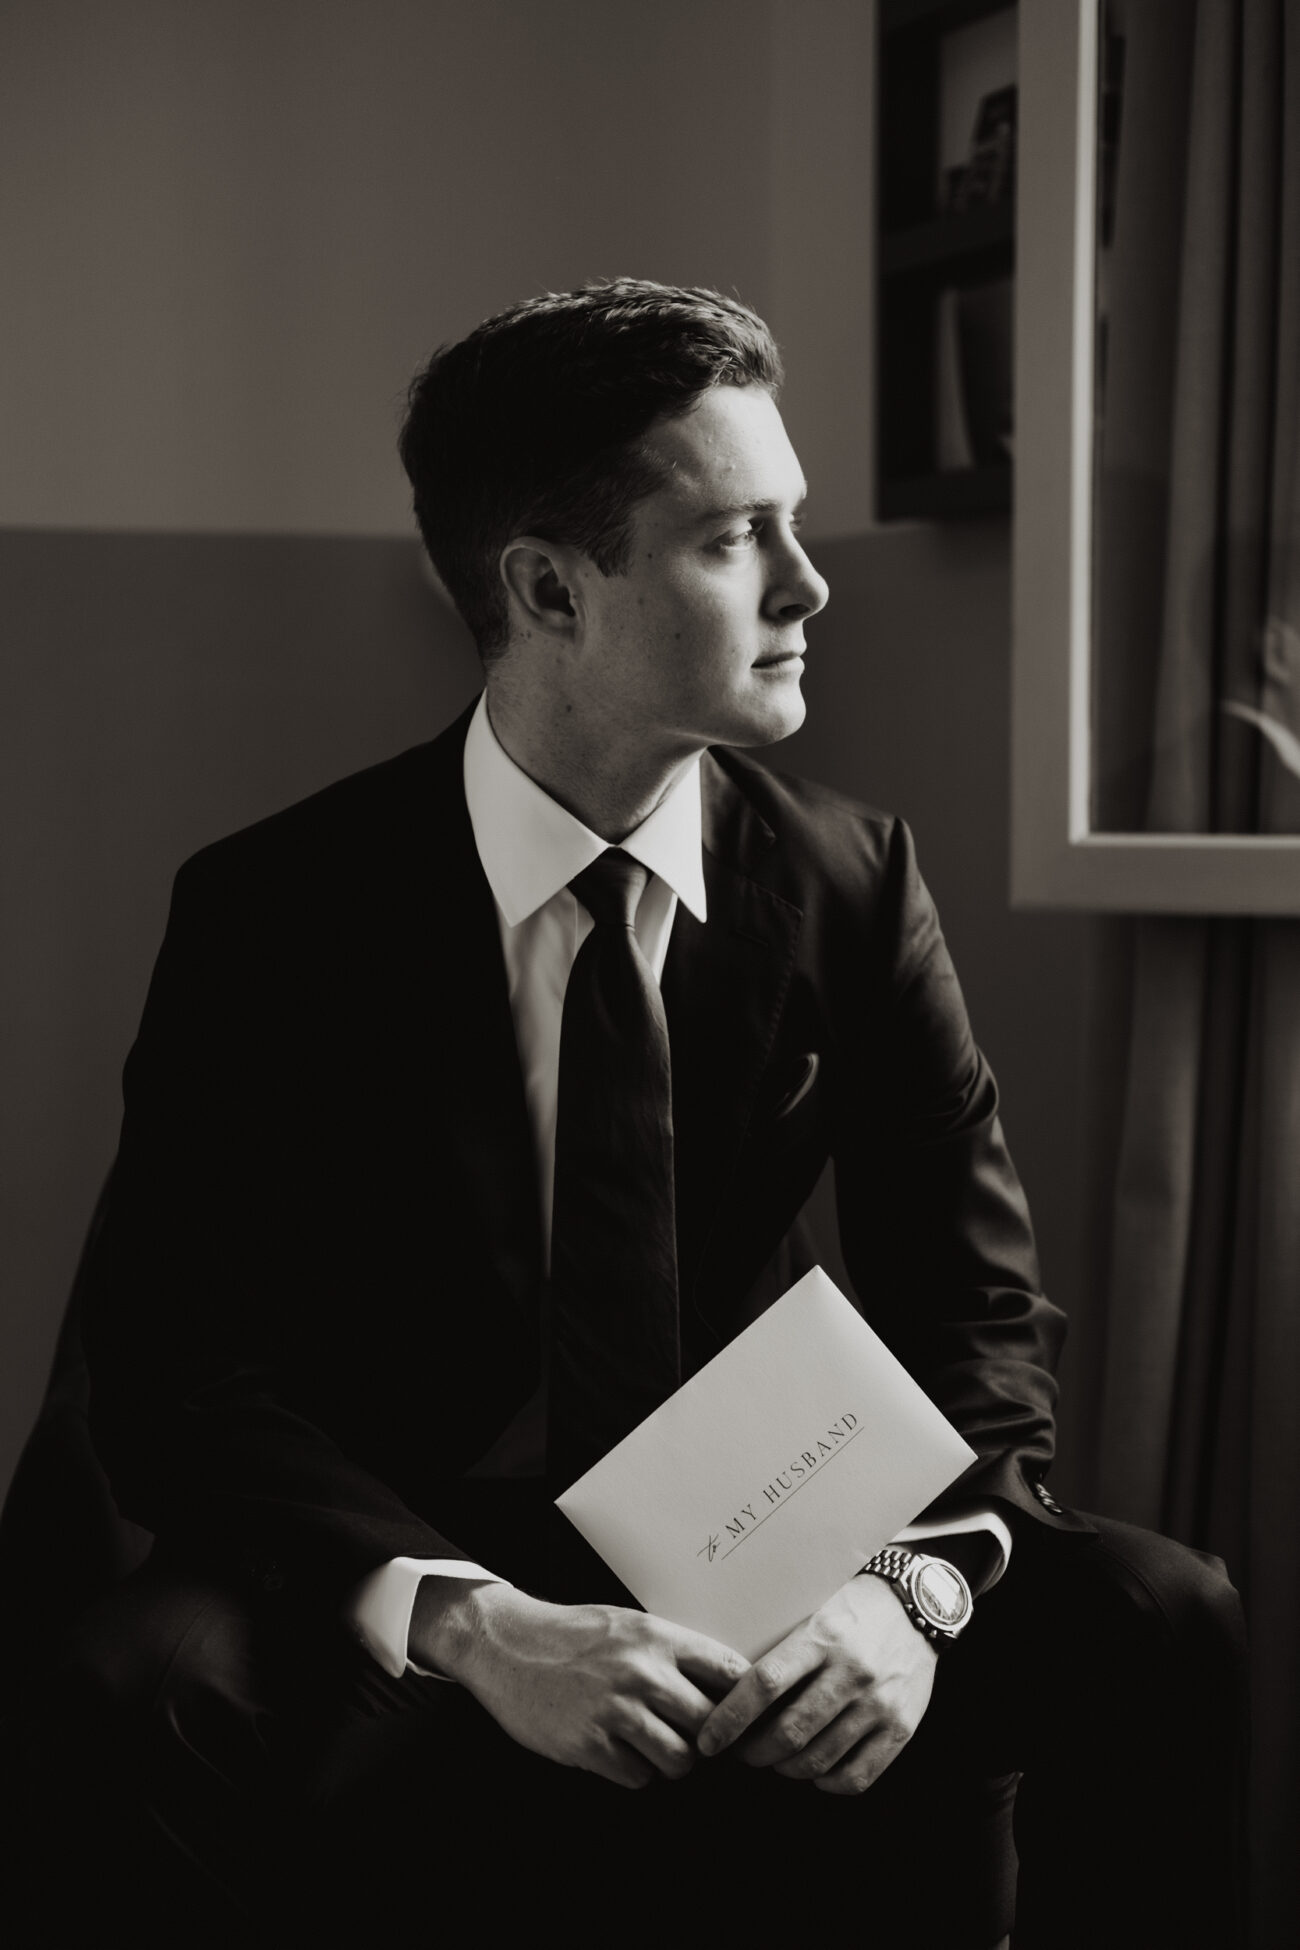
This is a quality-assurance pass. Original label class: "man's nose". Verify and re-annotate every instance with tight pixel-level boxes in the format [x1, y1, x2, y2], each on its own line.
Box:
[766, 537, 830, 622]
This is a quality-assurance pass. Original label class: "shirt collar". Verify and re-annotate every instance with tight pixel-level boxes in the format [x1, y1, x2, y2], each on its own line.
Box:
[463, 692, 707, 928]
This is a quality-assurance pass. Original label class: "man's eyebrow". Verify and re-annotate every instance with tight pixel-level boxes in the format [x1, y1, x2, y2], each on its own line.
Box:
[689, 488, 809, 526]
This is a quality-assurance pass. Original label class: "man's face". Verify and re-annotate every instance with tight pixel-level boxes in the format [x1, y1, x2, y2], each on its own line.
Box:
[572, 384, 829, 756]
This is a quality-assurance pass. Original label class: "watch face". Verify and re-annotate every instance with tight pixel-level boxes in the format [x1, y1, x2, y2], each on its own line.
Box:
[914, 1560, 970, 1628]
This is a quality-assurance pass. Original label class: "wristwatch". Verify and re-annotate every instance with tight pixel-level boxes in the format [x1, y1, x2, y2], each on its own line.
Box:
[862, 1546, 973, 1649]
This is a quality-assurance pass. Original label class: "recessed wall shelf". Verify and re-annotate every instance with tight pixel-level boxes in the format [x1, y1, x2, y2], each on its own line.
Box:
[877, 0, 1017, 521]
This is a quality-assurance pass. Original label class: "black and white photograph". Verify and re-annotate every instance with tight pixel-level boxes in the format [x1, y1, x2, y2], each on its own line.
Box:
[2, 2, 1294, 1943]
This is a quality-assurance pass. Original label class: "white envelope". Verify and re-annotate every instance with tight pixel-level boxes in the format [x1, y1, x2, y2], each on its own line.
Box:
[556, 1266, 977, 1660]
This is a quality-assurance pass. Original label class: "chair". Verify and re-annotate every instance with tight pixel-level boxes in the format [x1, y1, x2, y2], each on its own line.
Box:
[0, 1176, 152, 1677]
[0, 1186, 1015, 1949]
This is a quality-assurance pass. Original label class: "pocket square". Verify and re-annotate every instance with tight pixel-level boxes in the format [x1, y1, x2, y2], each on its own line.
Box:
[774, 1051, 820, 1119]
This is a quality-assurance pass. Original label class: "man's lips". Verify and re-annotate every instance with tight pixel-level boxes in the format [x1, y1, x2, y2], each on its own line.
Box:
[753, 649, 805, 668]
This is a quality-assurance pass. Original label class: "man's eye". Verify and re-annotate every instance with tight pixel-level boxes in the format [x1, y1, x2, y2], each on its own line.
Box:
[717, 525, 758, 550]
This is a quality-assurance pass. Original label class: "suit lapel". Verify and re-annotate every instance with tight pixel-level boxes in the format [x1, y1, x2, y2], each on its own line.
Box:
[392, 706, 543, 1336]
[662, 752, 802, 1328]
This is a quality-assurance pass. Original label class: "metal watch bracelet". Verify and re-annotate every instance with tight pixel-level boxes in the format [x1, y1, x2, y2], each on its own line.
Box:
[862, 1545, 973, 1649]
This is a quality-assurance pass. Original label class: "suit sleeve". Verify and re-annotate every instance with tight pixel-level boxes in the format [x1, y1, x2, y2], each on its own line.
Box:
[831, 816, 1081, 1540]
[83, 851, 473, 1606]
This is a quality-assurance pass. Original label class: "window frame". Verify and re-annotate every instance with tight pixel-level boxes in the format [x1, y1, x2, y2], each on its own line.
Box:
[1011, 0, 1300, 913]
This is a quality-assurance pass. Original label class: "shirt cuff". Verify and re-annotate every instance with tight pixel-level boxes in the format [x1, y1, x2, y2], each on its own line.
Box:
[345, 1556, 510, 1680]
[891, 1505, 1013, 1590]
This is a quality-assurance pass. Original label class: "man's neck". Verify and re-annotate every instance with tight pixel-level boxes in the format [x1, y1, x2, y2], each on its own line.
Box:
[483, 685, 700, 844]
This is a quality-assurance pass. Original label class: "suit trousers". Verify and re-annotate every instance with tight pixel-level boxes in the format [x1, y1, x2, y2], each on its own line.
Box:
[13, 1496, 1246, 1949]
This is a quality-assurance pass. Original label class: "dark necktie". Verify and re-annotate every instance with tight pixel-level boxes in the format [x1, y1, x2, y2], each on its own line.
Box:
[546, 848, 682, 1496]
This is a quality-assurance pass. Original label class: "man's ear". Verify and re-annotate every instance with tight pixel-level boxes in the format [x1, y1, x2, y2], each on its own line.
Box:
[499, 537, 582, 641]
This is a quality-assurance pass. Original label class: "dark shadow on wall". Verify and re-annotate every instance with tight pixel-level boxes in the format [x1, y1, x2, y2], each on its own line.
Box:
[1, 528, 482, 1503]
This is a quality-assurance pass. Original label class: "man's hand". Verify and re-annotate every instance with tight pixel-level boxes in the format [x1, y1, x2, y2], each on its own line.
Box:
[412, 1578, 749, 1790]
[695, 1572, 938, 1795]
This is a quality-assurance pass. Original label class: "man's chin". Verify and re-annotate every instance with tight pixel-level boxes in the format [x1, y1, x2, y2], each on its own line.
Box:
[728, 682, 808, 749]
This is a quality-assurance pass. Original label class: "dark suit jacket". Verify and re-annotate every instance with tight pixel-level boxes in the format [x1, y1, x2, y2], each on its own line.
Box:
[84, 702, 1091, 1611]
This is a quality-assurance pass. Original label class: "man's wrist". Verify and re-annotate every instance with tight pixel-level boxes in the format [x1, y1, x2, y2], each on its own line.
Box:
[410, 1573, 510, 1681]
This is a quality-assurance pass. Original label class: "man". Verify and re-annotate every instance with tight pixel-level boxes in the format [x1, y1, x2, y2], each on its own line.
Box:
[43, 282, 1241, 1944]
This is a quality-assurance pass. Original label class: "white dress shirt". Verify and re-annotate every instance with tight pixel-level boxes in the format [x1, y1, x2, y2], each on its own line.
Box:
[347, 694, 1008, 1678]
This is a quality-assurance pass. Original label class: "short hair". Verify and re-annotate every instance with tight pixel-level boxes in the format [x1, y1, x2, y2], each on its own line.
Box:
[398, 278, 783, 656]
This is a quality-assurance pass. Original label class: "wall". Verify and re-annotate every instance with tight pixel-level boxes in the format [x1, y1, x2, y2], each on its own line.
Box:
[2, 0, 1100, 1508]
[2, 0, 873, 539]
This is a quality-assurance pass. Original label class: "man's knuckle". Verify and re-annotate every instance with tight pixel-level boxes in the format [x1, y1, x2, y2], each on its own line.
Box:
[773, 1717, 807, 1754]
[753, 1659, 784, 1698]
